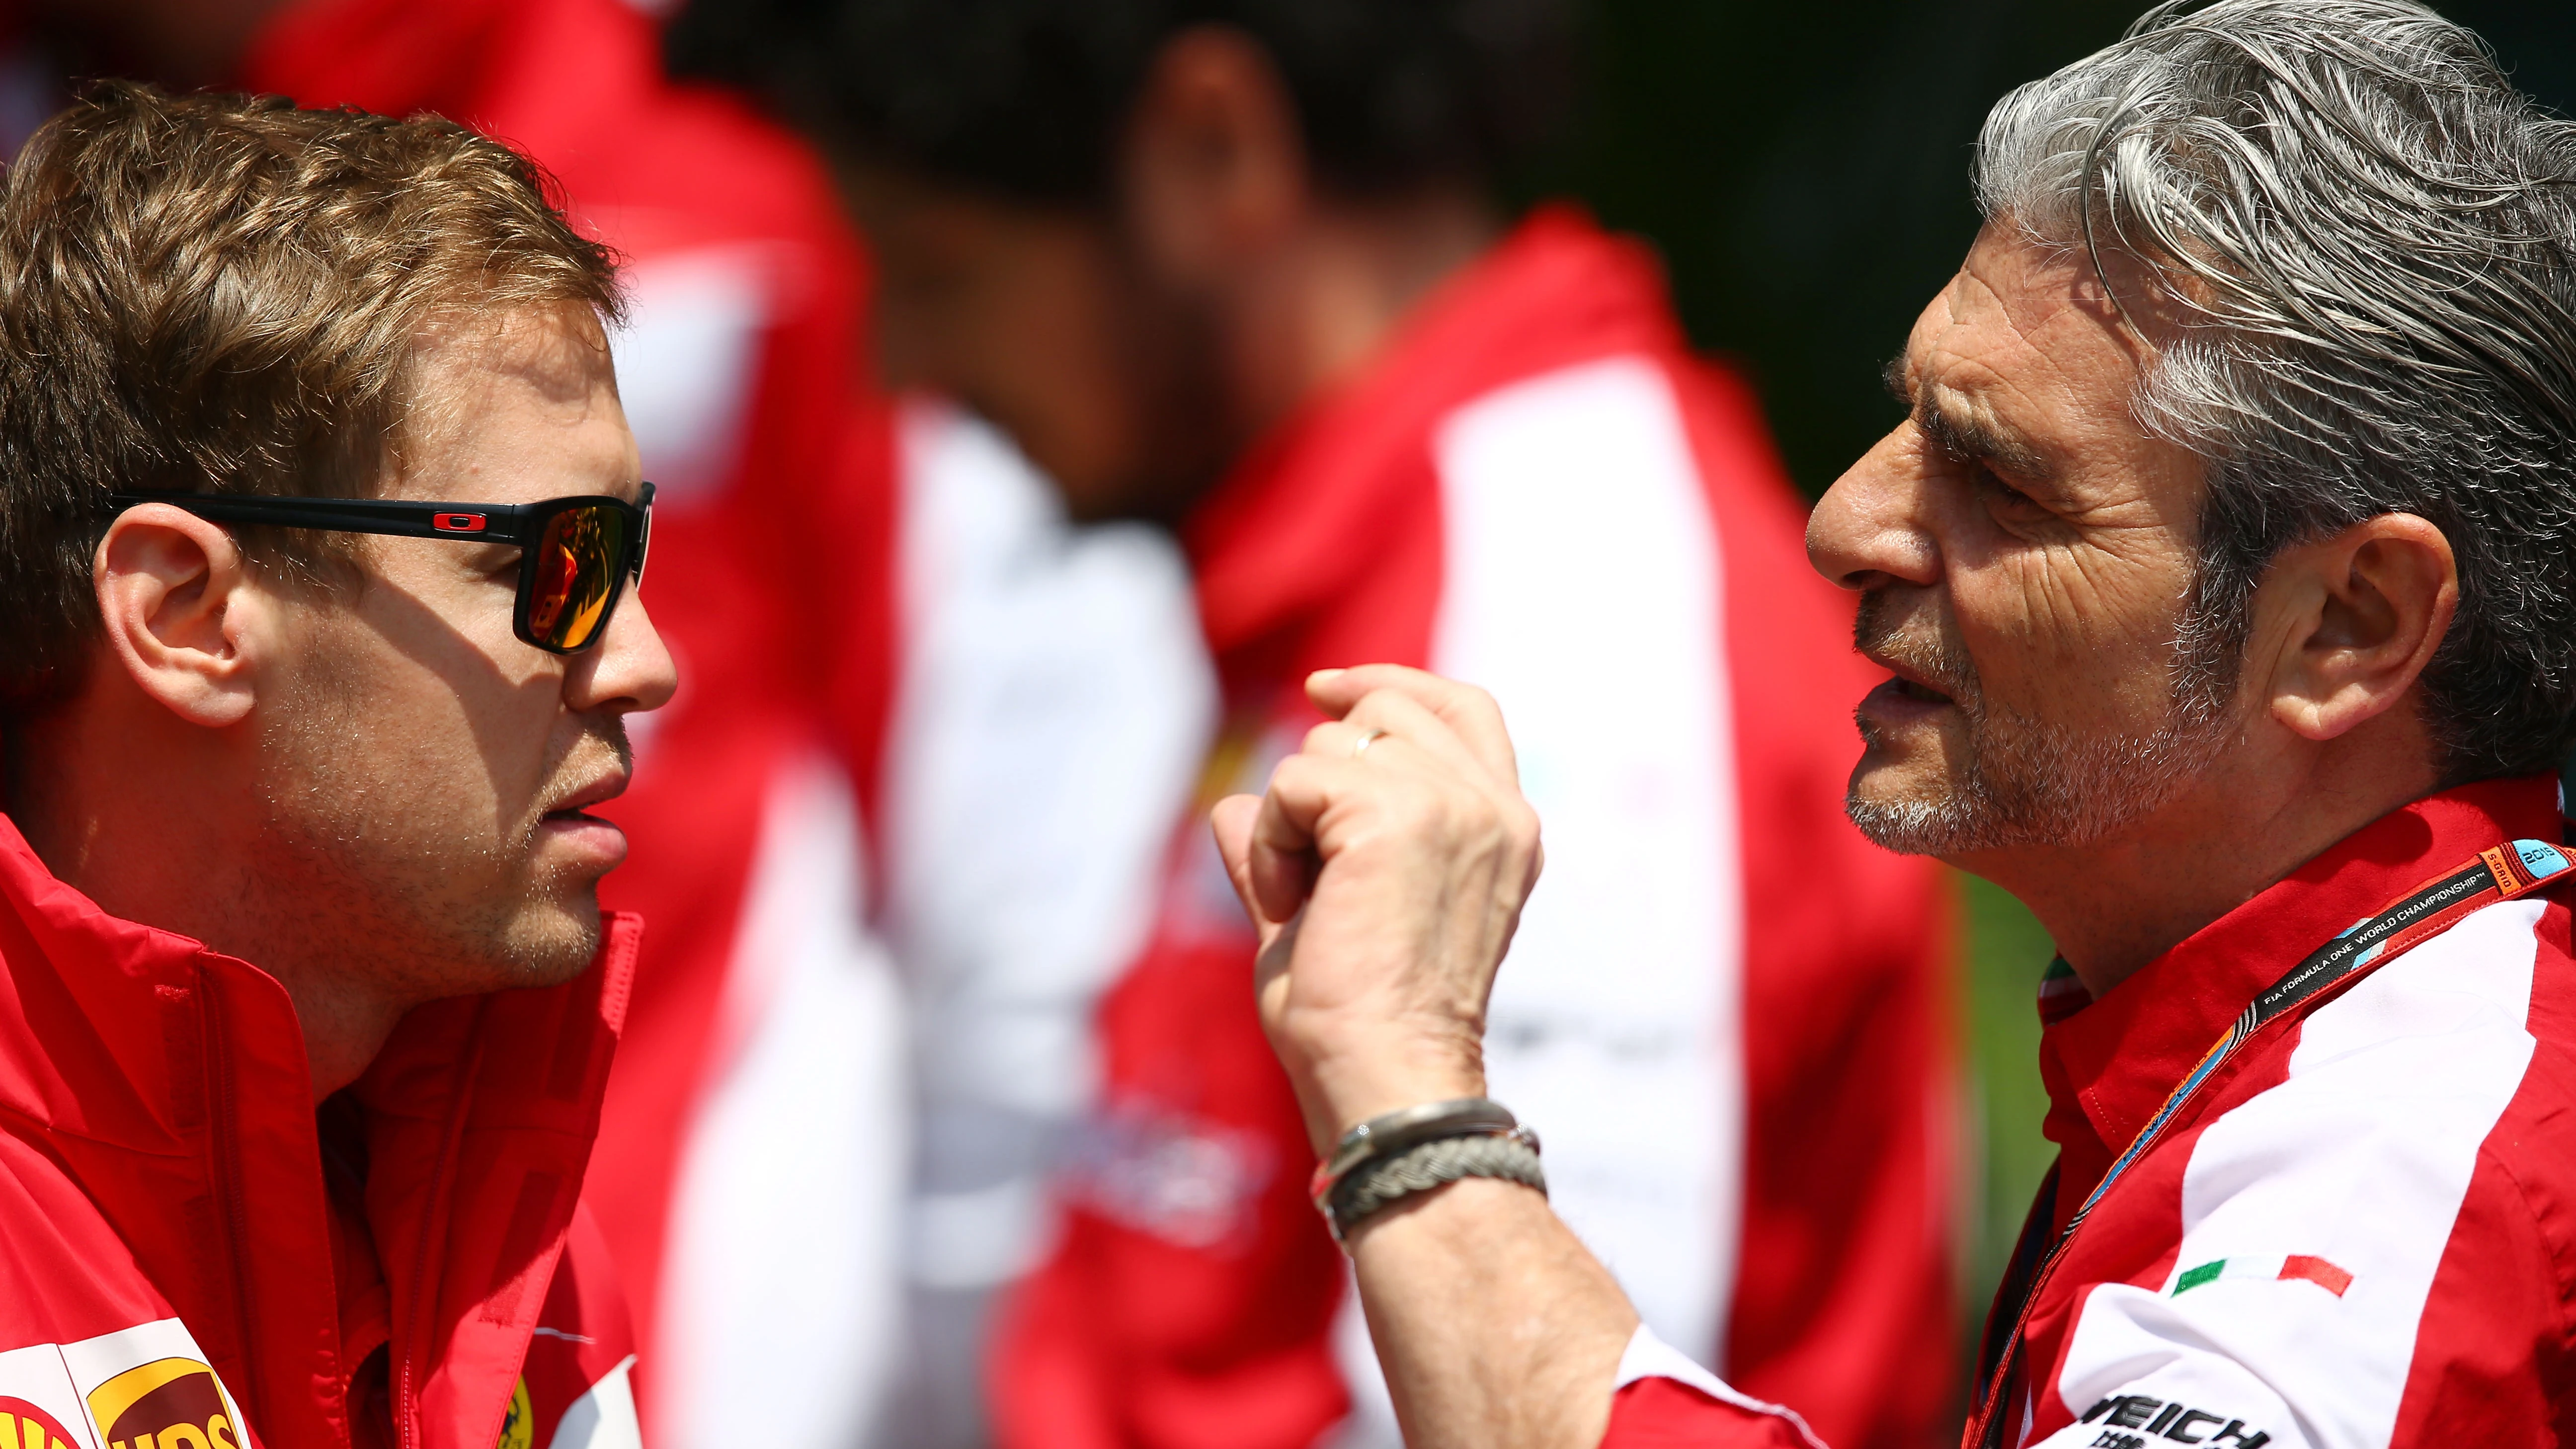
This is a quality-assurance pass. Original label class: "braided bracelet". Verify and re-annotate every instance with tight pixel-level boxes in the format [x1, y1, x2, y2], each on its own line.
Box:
[1307, 1098, 1546, 1244]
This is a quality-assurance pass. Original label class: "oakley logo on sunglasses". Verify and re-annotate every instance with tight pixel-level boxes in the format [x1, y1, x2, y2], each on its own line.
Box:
[432, 512, 488, 534]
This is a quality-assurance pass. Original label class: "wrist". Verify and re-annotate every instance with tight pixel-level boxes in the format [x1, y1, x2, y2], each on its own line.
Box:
[1289, 1025, 1486, 1153]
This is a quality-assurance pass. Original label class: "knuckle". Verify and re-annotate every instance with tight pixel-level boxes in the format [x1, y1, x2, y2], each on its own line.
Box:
[1269, 753, 1316, 793]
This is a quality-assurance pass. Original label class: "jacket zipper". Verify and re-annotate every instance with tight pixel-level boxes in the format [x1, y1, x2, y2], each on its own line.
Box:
[200, 971, 264, 1430]
[396, 1007, 490, 1449]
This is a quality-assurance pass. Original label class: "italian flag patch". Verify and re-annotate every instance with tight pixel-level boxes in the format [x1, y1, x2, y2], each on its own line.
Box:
[2172, 1254, 2352, 1297]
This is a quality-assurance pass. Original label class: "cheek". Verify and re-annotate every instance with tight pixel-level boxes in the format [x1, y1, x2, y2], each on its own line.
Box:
[344, 567, 563, 822]
[1951, 534, 2199, 721]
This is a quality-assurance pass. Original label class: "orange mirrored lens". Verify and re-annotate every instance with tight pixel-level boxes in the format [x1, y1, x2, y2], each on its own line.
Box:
[526, 504, 626, 650]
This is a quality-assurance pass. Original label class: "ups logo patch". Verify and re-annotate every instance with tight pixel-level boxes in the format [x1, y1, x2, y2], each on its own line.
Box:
[0, 1317, 251, 1449]
[84, 1360, 238, 1449]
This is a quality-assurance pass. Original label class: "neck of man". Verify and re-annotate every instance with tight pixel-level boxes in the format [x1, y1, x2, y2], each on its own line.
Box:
[1214, 186, 1499, 448]
[4, 691, 410, 1101]
[1953, 707, 2444, 1000]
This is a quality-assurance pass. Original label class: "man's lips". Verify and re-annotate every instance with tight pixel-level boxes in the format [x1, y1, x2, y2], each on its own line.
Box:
[537, 771, 634, 869]
[1860, 676, 1954, 724]
[1858, 649, 1956, 708]
[536, 779, 631, 872]
[542, 770, 630, 820]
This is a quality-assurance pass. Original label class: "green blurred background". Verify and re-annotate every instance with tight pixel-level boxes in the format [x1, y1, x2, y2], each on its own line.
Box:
[1522, 0, 2576, 1363]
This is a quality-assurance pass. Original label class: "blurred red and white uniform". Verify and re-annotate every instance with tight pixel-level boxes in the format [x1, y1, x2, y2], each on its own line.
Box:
[232, 4, 1212, 1448]
[998, 208, 1958, 1449]
[877, 401, 1215, 1445]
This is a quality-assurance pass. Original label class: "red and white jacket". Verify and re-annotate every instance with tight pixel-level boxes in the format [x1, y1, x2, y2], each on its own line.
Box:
[1608, 776, 2576, 1447]
[5, 8, 1206, 1443]
[0, 813, 641, 1449]
[232, 7, 906, 1443]
[995, 208, 1958, 1449]
[233, 8, 1215, 1444]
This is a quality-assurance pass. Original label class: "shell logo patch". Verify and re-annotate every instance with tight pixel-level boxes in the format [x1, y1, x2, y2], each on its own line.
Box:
[495, 1377, 533, 1449]
[84, 1359, 239, 1449]
[0, 1397, 84, 1449]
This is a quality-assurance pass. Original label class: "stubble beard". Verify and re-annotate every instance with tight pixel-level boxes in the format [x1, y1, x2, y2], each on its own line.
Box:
[250, 661, 613, 1010]
[1844, 592, 2236, 856]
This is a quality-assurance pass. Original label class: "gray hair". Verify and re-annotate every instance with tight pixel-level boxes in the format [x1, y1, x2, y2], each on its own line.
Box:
[1976, 0, 2576, 781]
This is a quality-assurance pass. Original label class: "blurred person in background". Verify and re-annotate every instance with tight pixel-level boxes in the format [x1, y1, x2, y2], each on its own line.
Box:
[679, 3, 1958, 1448]
[2, 2, 1213, 1447]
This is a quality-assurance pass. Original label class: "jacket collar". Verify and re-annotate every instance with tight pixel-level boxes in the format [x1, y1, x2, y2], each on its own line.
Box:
[0, 811, 635, 1449]
[2036, 775, 2566, 1218]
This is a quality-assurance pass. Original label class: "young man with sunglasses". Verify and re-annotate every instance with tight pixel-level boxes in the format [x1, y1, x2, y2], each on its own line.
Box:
[0, 83, 672, 1449]
[3, 5, 1218, 1438]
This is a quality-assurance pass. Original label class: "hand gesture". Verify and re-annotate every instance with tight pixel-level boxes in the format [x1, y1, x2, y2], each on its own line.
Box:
[1211, 665, 1544, 1152]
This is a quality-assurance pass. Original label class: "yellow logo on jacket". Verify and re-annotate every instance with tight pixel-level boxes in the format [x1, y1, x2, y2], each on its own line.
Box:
[84, 1359, 239, 1449]
[0, 1396, 83, 1449]
[494, 1376, 533, 1449]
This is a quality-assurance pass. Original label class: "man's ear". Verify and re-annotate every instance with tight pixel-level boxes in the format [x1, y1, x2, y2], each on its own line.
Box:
[2258, 512, 2457, 744]
[92, 503, 263, 727]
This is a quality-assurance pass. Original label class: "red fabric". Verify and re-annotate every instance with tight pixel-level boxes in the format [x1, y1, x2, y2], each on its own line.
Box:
[236, 2, 899, 1423]
[995, 208, 1955, 1449]
[1605, 1379, 1820, 1448]
[2389, 891, 2576, 1445]
[1605, 780, 2576, 1447]
[1994, 776, 2572, 1447]
[0, 812, 637, 1449]
[523, 1211, 638, 1449]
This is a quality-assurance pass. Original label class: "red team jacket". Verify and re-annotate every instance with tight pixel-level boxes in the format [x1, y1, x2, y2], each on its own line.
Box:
[0, 814, 642, 1449]
[1610, 776, 2576, 1447]
[997, 208, 1958, 1449]
[233, 3, 898, 1438]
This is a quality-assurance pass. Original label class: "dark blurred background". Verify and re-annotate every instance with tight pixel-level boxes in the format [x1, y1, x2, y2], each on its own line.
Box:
[1519, 0, 2576, 1354]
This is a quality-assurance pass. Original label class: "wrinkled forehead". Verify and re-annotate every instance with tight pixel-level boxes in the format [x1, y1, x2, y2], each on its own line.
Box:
[1912, 228, 2134, 396]
[1902, 225, 2171, 478]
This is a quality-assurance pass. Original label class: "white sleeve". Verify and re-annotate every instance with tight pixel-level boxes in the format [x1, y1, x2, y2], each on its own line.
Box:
[1616, 1325, 1828, 1449]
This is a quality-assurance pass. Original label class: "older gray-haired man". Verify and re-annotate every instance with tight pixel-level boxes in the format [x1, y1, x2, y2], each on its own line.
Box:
[1209, 2, 2576, 1447]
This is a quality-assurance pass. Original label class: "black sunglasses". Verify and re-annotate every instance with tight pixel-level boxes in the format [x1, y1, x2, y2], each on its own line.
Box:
[107, 483, 655, 654]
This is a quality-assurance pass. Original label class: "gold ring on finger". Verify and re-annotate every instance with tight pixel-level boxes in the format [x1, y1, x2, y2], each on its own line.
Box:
[1353, 728, 1388, 758]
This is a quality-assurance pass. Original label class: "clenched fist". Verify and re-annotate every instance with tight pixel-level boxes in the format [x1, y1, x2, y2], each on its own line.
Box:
[1211, 664, 1545, 1154]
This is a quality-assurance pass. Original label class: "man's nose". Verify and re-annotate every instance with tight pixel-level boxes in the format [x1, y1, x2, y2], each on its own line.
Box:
[567, 590, 680, 717]
[1808, 424, 1942, 593]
